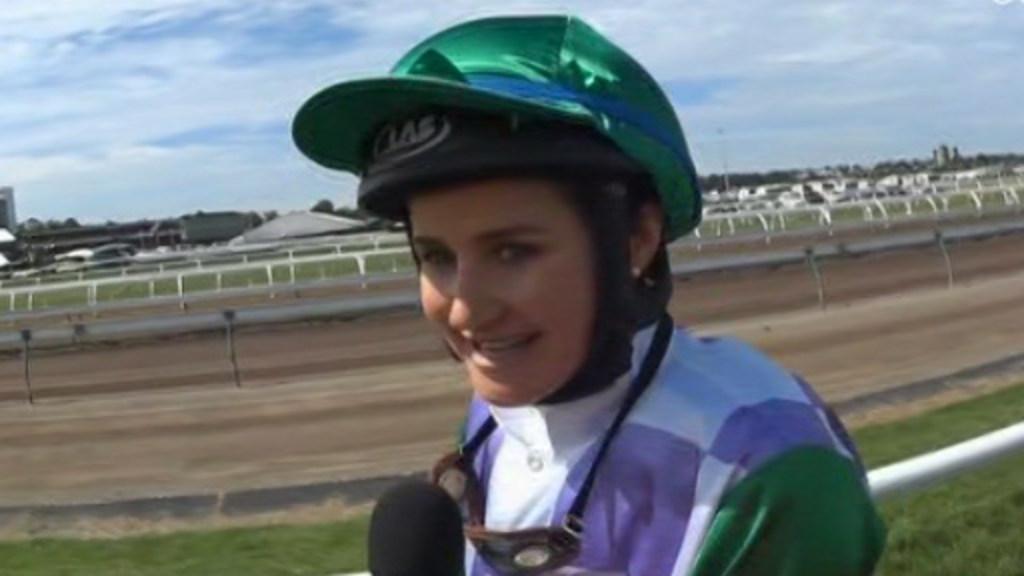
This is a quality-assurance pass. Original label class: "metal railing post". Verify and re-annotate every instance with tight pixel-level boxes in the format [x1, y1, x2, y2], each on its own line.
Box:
[20, 329, 33, 405]
[356, 256, 367, 289]
[223, 310, 242, 388]
[178, 274, 187, 310]
[935, 231, 954, 289]
[805, 247, 827, 309]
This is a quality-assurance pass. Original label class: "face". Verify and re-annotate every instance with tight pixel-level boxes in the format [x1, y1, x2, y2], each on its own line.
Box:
[409, 178, 596, 407]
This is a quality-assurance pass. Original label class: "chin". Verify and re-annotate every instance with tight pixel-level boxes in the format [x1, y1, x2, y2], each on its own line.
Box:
[470, 374, 551, 407]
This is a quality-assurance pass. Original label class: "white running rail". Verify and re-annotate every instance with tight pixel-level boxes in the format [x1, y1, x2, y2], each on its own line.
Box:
[868, 421, 1024, 500]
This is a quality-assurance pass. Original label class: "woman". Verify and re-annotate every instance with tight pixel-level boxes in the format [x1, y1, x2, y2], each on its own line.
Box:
[293, 15, 886, 576]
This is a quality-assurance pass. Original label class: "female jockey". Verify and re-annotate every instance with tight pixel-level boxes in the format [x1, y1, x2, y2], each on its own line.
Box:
[293, 14, 886, 576]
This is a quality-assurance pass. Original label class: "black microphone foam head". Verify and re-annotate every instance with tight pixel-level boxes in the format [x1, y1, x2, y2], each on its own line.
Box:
[369, 480, 465, 576]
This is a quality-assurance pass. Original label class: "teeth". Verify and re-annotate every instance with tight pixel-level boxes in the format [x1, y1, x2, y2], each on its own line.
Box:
[475, 336, 532, 352]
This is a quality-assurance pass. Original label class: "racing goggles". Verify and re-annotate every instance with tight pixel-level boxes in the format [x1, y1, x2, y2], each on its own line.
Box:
[432, 444, 582, 574]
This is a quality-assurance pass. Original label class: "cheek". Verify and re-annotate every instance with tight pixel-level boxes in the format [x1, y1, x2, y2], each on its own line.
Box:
[419, 275, 450, 326]
[509, 255, 595, 365]
[534, 265, 594, 347]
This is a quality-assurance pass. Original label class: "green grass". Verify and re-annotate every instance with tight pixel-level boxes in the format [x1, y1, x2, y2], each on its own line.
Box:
[980, 191, 1013, 210]
[181, 274, 218, 293]
[11, 292, 30, 312]
[364, 252, 414, 274]
[946, 193, 978, 213]
[270, 265, 294, 284]
[0, 517, 370, 576]
[97, 282, 153, 302]
[1, 383, 1022, 575]
[153, 278, 180, 297]
[95, 278, 185, 301]
[856, 383, 1024, 575]
[21, 287, 89, 310]
[831, 204, 873, 223]
[220, 269, 271, 290]
[776, 211, 821, 231]
[0, 254, 372, 311]
[908, 198, 941, 217]
[292, 258, 360, 282]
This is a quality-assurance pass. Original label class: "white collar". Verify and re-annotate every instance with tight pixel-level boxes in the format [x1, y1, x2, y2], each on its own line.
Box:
[489, 321, 663, 455]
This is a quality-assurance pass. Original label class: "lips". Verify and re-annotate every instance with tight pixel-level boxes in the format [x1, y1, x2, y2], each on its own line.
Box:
[463, 332, 540, 366]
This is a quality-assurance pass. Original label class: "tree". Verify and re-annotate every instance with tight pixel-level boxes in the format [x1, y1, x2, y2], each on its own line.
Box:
[19, 218, 44, 232]
[335, 206, 371, 220]
[311, 199, 334, 214]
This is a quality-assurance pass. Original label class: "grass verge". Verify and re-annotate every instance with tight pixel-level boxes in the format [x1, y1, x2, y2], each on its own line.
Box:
[1, 383, 1023, 575]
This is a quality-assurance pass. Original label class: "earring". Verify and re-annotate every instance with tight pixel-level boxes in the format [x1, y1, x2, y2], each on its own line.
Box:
[631, 267, 642, 278]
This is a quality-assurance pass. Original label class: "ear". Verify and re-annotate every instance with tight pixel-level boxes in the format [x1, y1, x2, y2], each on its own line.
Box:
[629, 202, 664, 276]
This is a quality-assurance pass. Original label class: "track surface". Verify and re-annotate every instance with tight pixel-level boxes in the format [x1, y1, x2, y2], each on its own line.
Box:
[0, 231, 1022, 507]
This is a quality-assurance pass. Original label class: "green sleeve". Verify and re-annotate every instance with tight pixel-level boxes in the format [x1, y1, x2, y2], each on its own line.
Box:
[690, 447, 887, 576]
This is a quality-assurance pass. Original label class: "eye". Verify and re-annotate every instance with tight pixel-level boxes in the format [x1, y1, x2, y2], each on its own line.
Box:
[418, 247, 455, 269]
[494, 243, 538, 264]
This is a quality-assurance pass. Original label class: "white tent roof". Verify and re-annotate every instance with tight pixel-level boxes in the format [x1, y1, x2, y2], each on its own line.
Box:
[0, 228, 15, 244]
[231, 211, 365, 245]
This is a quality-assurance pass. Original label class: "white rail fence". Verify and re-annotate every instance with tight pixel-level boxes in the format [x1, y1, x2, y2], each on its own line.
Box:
[4, 187, 1023, 319]
[3, 181, 1021, 315]
[0, 231, 410, 290]
[693, 178, 1021, 245]
[4, 213, 1022, 326]
[3, 219, 1023, 350]
[0, 247, 412, 315]
[867, 421, 1024, 500]
[333, 421, 1024, 576]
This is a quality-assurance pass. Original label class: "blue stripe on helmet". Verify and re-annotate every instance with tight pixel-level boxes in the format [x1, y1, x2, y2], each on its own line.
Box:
[465, 74, 687, 165]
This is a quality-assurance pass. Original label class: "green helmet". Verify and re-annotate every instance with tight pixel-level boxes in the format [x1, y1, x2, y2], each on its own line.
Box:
[293, 14, 703, 240]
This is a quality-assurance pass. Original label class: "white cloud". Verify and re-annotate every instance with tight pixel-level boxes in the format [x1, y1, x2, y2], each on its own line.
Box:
[1, 0, 1022, 221]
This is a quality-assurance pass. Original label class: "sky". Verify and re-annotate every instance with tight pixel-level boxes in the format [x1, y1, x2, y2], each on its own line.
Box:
[1, 1, 1021, 223]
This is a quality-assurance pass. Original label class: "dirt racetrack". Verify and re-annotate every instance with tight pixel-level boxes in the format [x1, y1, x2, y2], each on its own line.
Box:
[0, 229, 1022, 512]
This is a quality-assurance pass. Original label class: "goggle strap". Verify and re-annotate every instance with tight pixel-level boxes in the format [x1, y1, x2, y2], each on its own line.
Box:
[568, 314, 674, 521]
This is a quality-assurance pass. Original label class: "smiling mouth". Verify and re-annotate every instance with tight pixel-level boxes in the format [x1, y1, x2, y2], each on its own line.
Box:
[467, 333, 540, 361]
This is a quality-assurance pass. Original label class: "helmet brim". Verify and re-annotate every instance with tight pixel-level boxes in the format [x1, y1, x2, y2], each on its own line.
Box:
[292, 76, 592, 175]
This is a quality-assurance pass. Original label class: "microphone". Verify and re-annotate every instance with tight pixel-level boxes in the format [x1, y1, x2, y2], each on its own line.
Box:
[369, 480, 465, 576]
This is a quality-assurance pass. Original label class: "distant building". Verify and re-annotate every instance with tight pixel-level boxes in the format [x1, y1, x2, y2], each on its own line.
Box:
[230, 211, 369, 245]
[0, 187, 16, 231]
[180, 212, 259, 245]
[18, 219, 181, 254]
[933, 144, 961, 168]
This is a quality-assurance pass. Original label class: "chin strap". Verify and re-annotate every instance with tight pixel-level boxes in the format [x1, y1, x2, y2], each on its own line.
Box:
[539, 182, 637, 405]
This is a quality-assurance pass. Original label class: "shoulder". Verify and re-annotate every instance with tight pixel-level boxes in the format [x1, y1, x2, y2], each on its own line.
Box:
[690, 446, 887, 576]
[631, 327, 859, 470]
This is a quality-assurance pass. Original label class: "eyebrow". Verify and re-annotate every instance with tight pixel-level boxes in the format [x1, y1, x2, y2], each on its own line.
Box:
[413, 225, 548, 246]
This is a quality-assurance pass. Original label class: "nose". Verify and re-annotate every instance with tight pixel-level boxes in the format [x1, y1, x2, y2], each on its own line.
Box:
[445, 260, 501, 334]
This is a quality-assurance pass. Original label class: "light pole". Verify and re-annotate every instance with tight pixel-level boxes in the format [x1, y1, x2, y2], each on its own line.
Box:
[717, 127, 731, 192]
